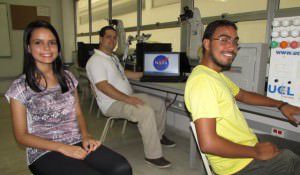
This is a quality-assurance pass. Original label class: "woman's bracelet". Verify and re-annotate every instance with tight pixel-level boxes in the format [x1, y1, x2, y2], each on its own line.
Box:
[277, 102, 288, 111]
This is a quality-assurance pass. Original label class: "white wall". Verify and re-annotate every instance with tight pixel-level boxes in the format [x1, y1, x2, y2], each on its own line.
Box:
[0, 0, 63, 77]
[61, 0, 75, 63]
[0, 0, 63, 94]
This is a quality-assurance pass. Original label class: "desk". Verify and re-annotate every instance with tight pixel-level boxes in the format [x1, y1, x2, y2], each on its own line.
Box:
[130, 80, 300, 140]
[72, 66, 300, 167]
[130, 80, 300, 167]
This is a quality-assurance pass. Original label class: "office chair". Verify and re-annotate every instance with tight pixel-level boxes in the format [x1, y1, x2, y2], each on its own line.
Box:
[190, 122, 215, 175]
[89, 83, 128, 142]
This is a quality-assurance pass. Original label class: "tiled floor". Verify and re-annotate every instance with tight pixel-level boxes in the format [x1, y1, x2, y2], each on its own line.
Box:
[0, 96, 205, 175]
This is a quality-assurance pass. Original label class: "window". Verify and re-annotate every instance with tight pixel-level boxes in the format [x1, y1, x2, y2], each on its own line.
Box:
[152, 0, 180, 8]
[142, 0, 180, 25]
[194, 0, 267, 17]
[145, 28, 181, 51]
[76, 0, 89, 34]
[91, 0, 109, 32]
[112, 0, 144, 28]
[76, 0, 272, 49]
[279, 0, 300, 9]
[195, 0, 268, 43]
[237, 20, 267, 43]
[77, 36, 90, 43]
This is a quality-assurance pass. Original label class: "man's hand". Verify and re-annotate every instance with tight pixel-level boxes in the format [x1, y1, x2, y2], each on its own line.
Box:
[125, 70, 143, 80]
[126, 96, 144, 107]
[254, 142, 280, 160]
[280, 104, 300, 125]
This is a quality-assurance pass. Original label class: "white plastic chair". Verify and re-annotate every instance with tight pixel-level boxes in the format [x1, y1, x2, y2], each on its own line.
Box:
[89, 83, 128, 142]
[89, 83, 101, 118]
[190, 122, 214, 175]
[73, 66, 90, 101]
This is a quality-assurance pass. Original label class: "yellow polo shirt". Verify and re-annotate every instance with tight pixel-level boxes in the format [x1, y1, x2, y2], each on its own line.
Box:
[185, 65, 258, 175]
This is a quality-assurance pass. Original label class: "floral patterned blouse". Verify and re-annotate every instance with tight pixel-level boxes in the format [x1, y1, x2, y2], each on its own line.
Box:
[5, 71, 82, 165]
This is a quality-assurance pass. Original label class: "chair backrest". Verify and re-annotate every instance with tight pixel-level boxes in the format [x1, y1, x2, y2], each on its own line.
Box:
[190, 122, 214, 175]
[89, 83, 98, 99]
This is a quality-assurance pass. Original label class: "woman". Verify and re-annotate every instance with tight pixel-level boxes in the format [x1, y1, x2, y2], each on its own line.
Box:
[5, 20, 132, 175]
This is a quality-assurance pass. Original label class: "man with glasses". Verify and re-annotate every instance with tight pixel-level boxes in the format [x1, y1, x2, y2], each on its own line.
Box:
[86, 26, 175, 169]
[185, 20, 300, 175]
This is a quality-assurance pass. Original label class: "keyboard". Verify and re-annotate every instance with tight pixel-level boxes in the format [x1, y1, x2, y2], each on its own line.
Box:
[140, 76, 187, 82]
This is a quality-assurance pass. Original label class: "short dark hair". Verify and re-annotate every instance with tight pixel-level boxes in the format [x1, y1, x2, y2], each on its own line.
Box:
[202, 20, 237, 55]
[99, 25, 116, 37]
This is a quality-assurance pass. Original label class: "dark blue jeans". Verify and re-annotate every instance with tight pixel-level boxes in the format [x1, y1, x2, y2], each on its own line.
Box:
[29, 143, 132, 175]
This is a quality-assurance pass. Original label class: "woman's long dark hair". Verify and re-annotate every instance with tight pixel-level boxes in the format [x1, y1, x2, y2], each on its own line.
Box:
[23, 20, 74, 93]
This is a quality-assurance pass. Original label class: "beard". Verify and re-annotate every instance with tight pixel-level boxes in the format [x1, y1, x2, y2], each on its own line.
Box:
[210, 51, 236, 71]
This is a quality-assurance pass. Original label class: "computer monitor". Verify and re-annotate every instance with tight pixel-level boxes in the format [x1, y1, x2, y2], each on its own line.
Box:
[143, 52, 180, 76]
[180, 52, 191, 74]
[135, 42, 172, 72]
[77, 42, 98, 67]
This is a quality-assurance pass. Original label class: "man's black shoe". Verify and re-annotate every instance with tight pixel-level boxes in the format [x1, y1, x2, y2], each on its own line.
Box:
[160, 135, 176, 148]
[145, 157, 172, 168]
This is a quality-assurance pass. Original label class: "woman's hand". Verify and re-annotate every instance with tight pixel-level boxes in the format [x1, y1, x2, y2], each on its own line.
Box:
[57, 144, 88, 160]
[82, 135, 101, 154]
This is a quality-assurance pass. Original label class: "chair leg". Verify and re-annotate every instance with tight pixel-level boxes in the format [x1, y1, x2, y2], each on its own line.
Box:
[100, 118, 113, 143]
[84, 87, 89, 99]
[80, 88, 85, 102]
[96, 109, 100, 118]
[100, 117, 127, 143]
[83, 87, 86, 100]
[110, 120, 115, 128]
[89, 97, 95, 114]
[122, 120, 127, 135]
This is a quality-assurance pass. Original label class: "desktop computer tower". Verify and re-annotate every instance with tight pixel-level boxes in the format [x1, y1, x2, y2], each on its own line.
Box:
[77, 42, 98, 68]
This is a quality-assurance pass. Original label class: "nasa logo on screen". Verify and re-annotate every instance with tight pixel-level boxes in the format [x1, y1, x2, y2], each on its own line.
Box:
[153, 55, 169, 71]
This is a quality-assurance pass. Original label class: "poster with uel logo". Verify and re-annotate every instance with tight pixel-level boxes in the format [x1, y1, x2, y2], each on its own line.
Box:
[267, 16, 300, 107]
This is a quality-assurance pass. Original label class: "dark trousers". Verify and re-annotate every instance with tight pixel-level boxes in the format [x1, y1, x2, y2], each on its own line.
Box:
[257, 134, 300, 156]
[235, 134, 300, 175]
[29, 143, 132, 175]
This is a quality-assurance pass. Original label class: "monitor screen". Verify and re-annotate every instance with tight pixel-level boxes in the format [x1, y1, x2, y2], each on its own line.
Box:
[77, 42, 98, 67]
[143, 52, 180, 76]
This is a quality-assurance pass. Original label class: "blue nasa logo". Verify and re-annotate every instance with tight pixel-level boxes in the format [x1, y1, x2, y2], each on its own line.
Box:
[153, 55, 169, 71]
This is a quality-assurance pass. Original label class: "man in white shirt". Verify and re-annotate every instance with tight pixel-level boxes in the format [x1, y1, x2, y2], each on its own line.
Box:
[86, 26, 175, 168]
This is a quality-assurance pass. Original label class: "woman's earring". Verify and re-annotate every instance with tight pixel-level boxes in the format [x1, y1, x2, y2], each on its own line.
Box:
[28, 45, 31, 53]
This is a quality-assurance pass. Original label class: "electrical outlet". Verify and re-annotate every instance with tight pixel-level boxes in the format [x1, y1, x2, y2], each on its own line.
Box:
[271, 127, 285, 138]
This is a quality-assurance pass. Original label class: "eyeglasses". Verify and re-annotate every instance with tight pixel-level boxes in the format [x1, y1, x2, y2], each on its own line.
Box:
[212, 36, 239, 47]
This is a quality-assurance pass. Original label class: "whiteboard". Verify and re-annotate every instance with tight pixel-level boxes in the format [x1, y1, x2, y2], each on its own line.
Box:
[0, 4, 11, 57]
